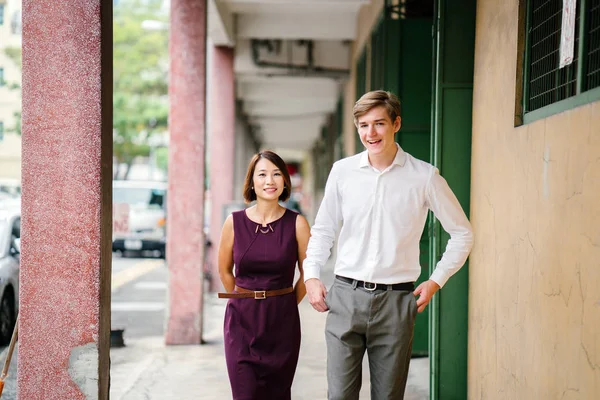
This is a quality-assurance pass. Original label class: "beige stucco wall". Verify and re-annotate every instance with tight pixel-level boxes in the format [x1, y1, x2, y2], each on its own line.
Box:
[469, 1, 600, 399]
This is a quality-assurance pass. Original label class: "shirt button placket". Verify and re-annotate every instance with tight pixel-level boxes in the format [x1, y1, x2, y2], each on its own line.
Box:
[369, 174, 381, 264]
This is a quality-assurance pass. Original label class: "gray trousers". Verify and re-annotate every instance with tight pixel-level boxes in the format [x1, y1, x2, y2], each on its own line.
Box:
[325, 278, 417, 400]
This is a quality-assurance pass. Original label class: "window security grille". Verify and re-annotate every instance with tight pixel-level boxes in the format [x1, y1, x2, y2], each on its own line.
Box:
[523, 0, 600, 115]
[587, 0, 600, 90]
[527, 0, 580, 111]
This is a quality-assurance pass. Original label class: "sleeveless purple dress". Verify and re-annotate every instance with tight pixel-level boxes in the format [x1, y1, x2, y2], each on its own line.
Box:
[224, 208, 301, 400]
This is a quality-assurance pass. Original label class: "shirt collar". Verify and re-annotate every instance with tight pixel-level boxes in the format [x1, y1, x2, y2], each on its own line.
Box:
[358, 143, 407, 170]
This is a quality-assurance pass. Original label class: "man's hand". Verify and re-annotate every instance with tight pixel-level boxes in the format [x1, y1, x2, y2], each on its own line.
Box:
[413, 280, 440, 313]
[306, 278, 329, 312]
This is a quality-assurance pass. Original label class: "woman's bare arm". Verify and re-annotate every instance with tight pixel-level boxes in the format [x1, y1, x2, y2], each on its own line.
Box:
[294, 214, 310, 304]
[218, 215, 235, 292]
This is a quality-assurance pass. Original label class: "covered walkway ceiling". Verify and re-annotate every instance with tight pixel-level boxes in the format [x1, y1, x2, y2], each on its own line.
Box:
[209, 0, 369, 157]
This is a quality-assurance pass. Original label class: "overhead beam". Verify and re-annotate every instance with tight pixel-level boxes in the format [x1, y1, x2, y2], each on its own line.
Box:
[237, 79, 338, 101]
[261, 134, 321, 149]
[227, 0, 367, 14]
[261, 134, 321, 148]
[243, 99, 337, 117]
[268, 148, 308, 163]
[258, 115, 326, 149]
[255, 114, 327, 132]
[233, 39, 351, 75]
[237, 13, 358, 40]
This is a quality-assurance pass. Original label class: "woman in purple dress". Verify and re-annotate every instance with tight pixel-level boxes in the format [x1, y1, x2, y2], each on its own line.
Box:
[217, 150, 309, 399]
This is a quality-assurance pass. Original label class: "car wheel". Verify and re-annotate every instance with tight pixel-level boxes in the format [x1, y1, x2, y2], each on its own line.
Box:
[0, 288, 16, 345]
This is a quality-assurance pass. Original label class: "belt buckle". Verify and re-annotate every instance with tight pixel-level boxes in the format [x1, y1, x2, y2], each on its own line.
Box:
[254, 291, 267, 300]
[363, 281, 377, 291]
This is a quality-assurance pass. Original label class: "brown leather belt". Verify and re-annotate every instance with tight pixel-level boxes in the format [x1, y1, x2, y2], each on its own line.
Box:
[218, 286, 294, 300]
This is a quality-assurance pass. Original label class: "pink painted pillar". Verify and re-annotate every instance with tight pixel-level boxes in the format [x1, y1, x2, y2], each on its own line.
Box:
[208, 46, 235, 292]
[19, 1, 112, 398]
[165, 0, 207, 344]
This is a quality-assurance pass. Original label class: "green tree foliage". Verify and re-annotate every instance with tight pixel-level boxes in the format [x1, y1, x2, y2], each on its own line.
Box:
[113, 0, 169, 178]
[2, 2, 169, 174]
[155, 147, 169, 173]
[3, 47, 21, 70]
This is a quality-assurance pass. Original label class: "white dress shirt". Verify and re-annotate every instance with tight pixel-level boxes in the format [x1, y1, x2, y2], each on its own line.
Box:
[303, 144, 473, 288]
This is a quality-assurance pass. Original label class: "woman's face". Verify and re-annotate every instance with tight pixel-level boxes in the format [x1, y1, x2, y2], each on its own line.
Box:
[253, 158, 285, 202]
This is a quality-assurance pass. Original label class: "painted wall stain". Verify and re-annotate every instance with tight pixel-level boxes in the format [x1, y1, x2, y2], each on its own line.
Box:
[543, 145, 550, 199]
[69, 343, 99, 400]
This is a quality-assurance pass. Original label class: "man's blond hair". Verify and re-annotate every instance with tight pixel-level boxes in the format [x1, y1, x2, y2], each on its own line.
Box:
[353, 90, 401, 127]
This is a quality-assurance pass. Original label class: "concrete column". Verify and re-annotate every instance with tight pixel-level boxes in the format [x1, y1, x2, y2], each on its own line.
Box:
[165, 0, 207, 344]
[19, 1, 112, 398]
[208, 46, 235, 291]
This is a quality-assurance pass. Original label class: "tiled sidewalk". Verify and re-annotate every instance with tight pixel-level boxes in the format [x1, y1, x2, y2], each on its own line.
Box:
[109, 264, 429, 399]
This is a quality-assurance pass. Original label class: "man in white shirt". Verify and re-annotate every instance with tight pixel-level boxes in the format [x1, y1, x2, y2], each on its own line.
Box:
[303, 90, 473, 399]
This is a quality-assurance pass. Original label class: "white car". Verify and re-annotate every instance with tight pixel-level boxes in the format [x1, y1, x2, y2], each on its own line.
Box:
[0, 206, 20, 345]
[112, 180, 167, 258]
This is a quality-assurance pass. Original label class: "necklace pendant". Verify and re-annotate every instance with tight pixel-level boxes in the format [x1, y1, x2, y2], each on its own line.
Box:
[257, 223, 274, 234]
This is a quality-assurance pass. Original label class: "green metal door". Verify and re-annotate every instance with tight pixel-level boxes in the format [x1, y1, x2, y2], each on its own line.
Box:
[430, 0, 476, 398]
[384, 13, 434, 356]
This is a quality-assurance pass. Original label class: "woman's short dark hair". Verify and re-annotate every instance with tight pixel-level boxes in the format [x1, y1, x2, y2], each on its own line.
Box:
[243, 150, 292, 203]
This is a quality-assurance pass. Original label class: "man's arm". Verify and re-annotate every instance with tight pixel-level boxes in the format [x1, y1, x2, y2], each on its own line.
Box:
[414, 168, 473, 312]
[304, 163, 343, 312]
[426, 167, 474, 287]
[304, 164, 343, 281]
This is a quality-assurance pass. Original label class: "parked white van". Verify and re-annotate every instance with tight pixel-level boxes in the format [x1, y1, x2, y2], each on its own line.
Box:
[112, 180, 167, 258]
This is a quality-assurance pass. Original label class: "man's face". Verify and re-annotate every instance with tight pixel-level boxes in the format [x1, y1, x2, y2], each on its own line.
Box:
[357, 106, 401, 156]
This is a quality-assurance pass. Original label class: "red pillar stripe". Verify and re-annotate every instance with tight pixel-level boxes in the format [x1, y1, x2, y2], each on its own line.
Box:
[166, 0, 207, 344]
[19, 0, 112, 398]
[208, 46, 235, 292]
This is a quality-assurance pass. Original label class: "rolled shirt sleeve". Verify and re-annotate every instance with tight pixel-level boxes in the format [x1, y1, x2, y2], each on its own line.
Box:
[426, 168, 474, 288]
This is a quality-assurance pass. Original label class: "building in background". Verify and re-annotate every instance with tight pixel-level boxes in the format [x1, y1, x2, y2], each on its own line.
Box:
[0, 0, 22, 180]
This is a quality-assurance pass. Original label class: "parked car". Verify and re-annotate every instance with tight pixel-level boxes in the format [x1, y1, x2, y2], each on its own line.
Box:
[0, 205, 20, 345]
[112, 180, 167, 258]
[0, 179, 21, 199]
